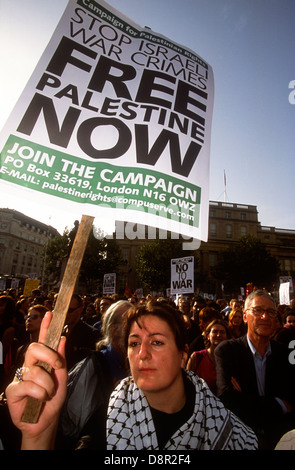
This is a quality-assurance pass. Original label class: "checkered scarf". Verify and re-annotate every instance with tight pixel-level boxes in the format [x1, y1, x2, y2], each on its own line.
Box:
[106, 370, 258, 450]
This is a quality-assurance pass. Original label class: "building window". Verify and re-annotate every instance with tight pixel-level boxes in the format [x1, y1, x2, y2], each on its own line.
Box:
[210, 223, 217, 237]
[210, 210, 216, 217]
[241, 226, 247, 236]
[226, 224, 232, 238]
[284, 260, 291, 272]
[240, 213, 246, 220]
[225, 212, 231, 219]
[122, 248, 129, 262]
[209, 253, 216, 267]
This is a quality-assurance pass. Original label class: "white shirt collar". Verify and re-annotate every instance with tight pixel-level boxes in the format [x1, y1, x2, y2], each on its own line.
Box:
[246, 334, 272, 358]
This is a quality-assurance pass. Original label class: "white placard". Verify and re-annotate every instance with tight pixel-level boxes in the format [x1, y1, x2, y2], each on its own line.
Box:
[0, 0, 214, 241]
[171, 256, 194, 294]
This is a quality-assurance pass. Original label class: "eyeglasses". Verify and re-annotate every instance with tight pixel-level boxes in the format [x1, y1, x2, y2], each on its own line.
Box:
[25, 314, 41, 320]
[67, 306, 79, 314]
[246, 307, 277, 318]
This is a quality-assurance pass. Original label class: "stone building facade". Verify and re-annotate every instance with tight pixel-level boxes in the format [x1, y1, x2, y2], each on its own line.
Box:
[1, 202, 294, 299]
[113, 201, 295, 297]
[0, 208, 58, 290]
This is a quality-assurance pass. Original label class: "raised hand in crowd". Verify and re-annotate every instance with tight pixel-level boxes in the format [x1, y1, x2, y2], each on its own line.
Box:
[5, 311, 67, 450]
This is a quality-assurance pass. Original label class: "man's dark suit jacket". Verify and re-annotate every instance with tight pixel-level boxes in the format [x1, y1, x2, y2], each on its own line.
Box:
[65, 320, 101, 371]
[215, 334, 295, 448]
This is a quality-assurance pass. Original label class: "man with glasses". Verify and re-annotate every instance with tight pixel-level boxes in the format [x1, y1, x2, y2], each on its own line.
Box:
[63, 294, 100, 370]
[215, 289, 295, 449]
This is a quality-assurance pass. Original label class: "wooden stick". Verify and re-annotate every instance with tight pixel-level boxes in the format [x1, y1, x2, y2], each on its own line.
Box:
[21, 214, 94, 423]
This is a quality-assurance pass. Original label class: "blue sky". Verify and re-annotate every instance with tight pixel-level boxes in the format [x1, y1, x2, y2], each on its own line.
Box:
[0, 0, 294, 233]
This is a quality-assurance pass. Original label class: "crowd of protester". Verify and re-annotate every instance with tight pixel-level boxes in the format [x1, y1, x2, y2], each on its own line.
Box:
[0, 284, 295, 450]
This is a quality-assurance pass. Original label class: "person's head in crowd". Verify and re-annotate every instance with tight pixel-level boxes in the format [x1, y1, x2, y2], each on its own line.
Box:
[64, 294, 84, 333]
[128, 296, 138, 308]
[97, 300, 133, 355]
[198, 306, 220, 332]
[122, 302, 188, 401]
[25, 304, 48, 341]
[179, 299, 191, 315]
[285, 311, 295, 328]
[203, 318, 231, 349]
[243, 289, 277, 342]
[0, 295, 16, 326]
[99, 297, 114, 317]
[228, 308, 244, 327]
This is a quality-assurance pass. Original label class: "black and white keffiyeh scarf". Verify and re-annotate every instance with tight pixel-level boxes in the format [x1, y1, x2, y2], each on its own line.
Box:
[106, 370, 258, 450]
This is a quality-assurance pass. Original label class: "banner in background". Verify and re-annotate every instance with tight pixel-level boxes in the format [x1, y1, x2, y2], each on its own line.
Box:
[0, 0, 214, 240]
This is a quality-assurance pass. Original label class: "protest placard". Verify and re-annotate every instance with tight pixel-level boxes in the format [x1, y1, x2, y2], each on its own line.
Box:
[0, 0, 214, 241]
[103, 272, 116, 294]
[279, 281, 290, 306]
[171, 256, 194, 294]
[23, 279, 40, 297]
[280, 275, 293, 294]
